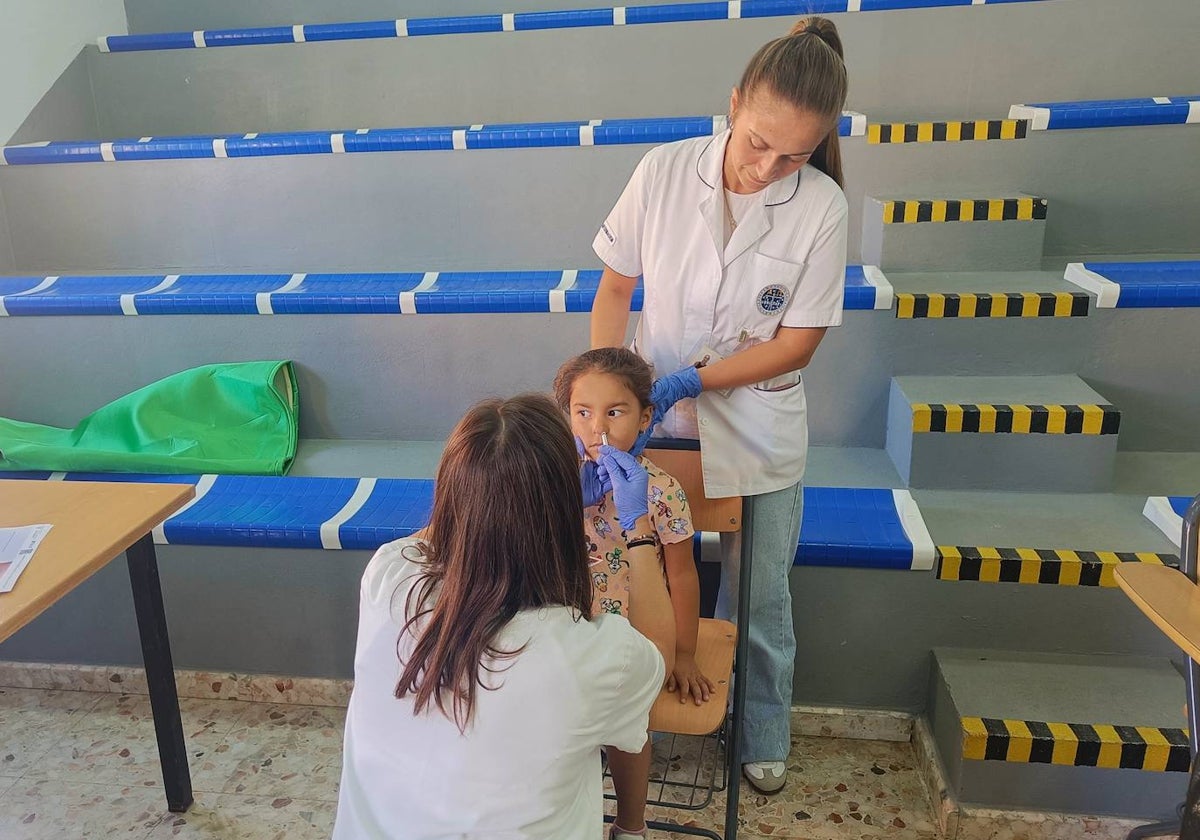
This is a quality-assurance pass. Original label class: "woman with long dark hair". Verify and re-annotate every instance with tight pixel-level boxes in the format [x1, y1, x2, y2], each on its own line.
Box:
[334, 393, 673, 839]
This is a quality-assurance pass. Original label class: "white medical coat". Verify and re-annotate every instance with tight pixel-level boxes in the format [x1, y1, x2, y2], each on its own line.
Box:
[593, 130, 848, 498]
[334, 538, 665, 840]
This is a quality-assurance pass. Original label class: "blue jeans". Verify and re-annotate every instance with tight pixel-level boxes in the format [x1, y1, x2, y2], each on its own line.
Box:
[717, 481, 803, 763]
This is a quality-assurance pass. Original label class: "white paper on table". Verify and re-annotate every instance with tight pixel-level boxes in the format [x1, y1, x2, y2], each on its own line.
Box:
[0, 525, 52, 593]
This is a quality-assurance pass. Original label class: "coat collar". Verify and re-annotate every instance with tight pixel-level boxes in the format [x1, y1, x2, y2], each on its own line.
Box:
[695, 129, 801, 208]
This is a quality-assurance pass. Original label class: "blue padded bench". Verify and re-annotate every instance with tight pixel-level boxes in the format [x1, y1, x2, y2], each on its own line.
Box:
[1144, 496, 1196, 550]
[97, 0, 1054, 53]
[0, 266, 891, 316]
[0, 113, 863, 166]
[1010, 96, 1199, 131]
[3, 473, 934, 570]
[1064, 261, 1200, 309]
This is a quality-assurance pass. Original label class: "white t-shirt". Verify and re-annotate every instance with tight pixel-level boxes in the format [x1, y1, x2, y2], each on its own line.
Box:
[334, 537, 666, 840]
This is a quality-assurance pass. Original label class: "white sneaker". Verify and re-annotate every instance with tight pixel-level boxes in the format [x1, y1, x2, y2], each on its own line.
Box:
[743, 760, 787, 794]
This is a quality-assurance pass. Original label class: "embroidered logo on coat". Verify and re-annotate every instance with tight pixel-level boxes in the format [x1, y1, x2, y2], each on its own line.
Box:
[756, 284, 790, 315]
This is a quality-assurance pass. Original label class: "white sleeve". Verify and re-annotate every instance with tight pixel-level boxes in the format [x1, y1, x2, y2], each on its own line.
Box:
[780, 190, 848, 329]
[592, 151, 653, 279]
[588, 614, 666, 753]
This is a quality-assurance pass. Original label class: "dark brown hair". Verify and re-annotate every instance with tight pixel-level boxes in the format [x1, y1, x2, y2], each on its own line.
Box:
[394, 393, 593, 731]
[738, 16, 848, 187]
[553, 347, 654, 412]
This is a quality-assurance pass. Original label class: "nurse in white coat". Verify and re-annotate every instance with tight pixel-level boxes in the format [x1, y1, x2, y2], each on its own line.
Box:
[591, 16, 849, 794]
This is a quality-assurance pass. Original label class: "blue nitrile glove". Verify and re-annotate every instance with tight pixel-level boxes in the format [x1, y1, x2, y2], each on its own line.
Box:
[577, 436, 611, 508]
[598, 445, 650, 531]
[631, 366, 704, 455]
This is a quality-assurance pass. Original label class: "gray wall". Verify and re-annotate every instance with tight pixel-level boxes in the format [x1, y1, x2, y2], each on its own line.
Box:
[94, 2, 1200, 137]
[0, 544, 1179, 712]
[123, 0, 669, 34]
[0, 306, 1198, 452]
[7, 51, 102, 146]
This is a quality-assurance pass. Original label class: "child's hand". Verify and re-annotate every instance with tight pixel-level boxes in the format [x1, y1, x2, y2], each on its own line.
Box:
[667, 653, 715, 705]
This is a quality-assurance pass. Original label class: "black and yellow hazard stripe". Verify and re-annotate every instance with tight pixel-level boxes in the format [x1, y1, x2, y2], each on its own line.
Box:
[937, 546, 1179, 587]
[868, 119, 1029, 144]
[881, 197, 1047, 224]
[911, 403, 1120, 435]
[962, 717, 1190, 772]
[895, 291, 1089, 319]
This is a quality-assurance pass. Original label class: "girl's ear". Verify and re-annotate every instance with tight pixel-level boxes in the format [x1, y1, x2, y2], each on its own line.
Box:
[639, 405, 654, 430]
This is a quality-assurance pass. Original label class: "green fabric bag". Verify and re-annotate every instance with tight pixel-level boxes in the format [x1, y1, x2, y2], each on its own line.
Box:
[0, 361, 299, 475]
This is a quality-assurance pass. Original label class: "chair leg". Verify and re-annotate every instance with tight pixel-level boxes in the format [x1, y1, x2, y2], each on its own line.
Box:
[1126, 818, 1180, 840]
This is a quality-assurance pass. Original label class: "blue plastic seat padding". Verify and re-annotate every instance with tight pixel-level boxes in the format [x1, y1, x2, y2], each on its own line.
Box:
[1081, 261, 1200, 308]
[1, 113, 857, 166]
[842, 265, 879, 311]
[99, 0, 1053, 53]
[1, 473, 917, 568]
[0, 267, 878, 315]
[1024, 96, 1198, 130]
[797, 487, 915, 569]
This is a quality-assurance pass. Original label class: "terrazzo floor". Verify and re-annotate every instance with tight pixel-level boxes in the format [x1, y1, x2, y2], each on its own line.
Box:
[0, 685, 941, 839]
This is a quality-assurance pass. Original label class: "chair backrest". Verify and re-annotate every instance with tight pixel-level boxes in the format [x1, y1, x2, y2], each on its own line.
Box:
[642, 446, 740, 534]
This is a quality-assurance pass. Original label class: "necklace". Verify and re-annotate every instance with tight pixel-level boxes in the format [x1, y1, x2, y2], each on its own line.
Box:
[723, 191, 738, 232]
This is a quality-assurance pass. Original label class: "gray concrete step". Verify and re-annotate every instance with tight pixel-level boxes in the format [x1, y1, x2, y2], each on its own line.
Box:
[928, 648, 1187, 818]
[914, 489, 1180, 587]
[861, 193, 1047, 272]
[887, 375, 1120, 492]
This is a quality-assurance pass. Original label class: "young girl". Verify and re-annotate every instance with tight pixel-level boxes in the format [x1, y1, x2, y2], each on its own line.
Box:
[554, 348, 714, 840]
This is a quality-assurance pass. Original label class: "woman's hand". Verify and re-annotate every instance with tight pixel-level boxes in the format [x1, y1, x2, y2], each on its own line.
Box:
[577, 437, 611, 507]
[667, 653, 715, 705]
[597, 445, 649, 530]
[631, 366, 703, 455]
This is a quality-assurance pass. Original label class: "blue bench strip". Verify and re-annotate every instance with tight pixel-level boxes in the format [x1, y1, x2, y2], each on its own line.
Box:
[1081, 261, 1200, 309]
[99, 0, 1053, 52]
[1020, 96, 1199, 130]
[1, 114, 863, 165]
[0, 267, 881, 315]
[0, 472, 919, 566]
[1171, 497, 1192, 518]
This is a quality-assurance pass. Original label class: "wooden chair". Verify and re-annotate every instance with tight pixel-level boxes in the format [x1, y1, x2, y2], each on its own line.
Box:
[1114, 493, 1200, 840]
[602, 442, 753, 840]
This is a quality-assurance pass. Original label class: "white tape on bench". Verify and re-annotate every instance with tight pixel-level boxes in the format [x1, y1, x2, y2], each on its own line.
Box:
[550, 269, 578, 313]
[321, 477, 378, 550]
[1008, 104, 1050, 131]
[863, 265, 894, 310]
[121, 274, 179, 315]
[502, 13, 515, 31]
[1064, 263, 1120, 309]
[256, 273, 307, 315]
[292, 24, 306, 42]
[193, 31, 207, 48]
[0, 276, 58, 317]
[1189, 100, 1200, 124]
[893, 489, 935, 570]
[400, 272, 439, 314]
[1143, 497, 1184, 549]
[396, 19, 408, 37]
[613, 7, 626, 25]
[154, 474, 217, 544]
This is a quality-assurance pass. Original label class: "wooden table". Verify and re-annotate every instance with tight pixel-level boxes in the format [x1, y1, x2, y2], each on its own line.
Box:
[0, 479, 196, 812]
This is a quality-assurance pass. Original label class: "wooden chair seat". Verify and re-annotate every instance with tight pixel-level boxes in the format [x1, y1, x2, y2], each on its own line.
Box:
[1115, 563, 1200, 662]
[649, 618, 736, 736]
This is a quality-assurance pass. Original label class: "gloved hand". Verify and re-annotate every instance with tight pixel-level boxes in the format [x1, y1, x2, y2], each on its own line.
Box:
[631, 366, 704, 455]
[577, 436, 611, 508]
[598, 445, 649, 531]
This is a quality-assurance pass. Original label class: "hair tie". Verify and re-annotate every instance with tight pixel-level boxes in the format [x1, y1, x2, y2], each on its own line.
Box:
[806, 25, 823, 37]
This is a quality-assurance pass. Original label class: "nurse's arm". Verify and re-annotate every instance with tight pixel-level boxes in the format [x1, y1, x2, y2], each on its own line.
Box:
[590, 266, 639, 349]
[697, 326, 828, 391]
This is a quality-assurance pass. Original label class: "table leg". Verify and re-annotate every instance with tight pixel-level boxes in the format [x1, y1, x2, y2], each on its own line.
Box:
[126, 533, 193, 813]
